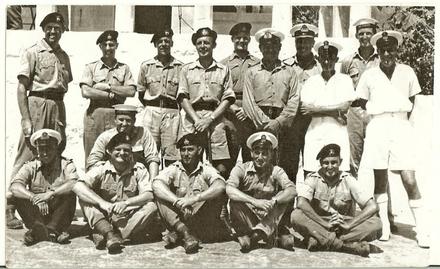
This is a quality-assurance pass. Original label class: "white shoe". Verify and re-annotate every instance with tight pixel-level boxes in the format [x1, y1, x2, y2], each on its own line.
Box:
[416, 233, 430, 248]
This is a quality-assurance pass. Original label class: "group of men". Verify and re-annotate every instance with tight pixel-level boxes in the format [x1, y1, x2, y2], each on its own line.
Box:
[6, 11, 429, 257]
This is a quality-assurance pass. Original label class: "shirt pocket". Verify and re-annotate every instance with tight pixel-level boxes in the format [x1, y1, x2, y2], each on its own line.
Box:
[92, 72, 108, 84]
[111, 69, 126, 86]
[145, 75, 162, 95]
[30, 185, 47, 194]
[124, 182, 138, 198]
[334, 192, 352, 208]
[166, 77, 179, 97]
[37, 53, 57, 82]
[208, 80, 223, 98]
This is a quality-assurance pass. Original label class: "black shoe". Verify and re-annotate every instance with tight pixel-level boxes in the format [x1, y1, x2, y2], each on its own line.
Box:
[6, 209, 23, 229]
[238, 235, 252, 253]
[23, 230, 37, 246]
[163, 231, 180, 249]
[106, 231, 123, 253]
[250, 230, 265, 246]
[91, 232, 106, 250]
[182, 232, 199, 254]
[341, 241, 370, 257]
[278, 234, 295, 251]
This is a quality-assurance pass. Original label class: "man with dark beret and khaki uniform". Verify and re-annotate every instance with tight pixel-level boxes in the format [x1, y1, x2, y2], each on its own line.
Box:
[138, 28, 183, 167]
[9, 129, 78, 246]
[282, 23, 321, 182]
[178, 27, 236, 177]
[226, 132, 297, 252]
[7, 12, 73, 229]
[221, 22, 260, 164]
[242, 28, 300, 178]
[80, 30, 136, 161]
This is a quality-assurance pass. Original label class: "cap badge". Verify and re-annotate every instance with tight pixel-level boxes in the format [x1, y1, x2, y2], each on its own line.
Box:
[263, 32, 272, 39]
[300, 25, 309, 32]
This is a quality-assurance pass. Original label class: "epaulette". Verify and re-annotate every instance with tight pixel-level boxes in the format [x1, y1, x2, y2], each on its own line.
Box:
[142, 58, 156, 65]
[173, 58, 184, 65]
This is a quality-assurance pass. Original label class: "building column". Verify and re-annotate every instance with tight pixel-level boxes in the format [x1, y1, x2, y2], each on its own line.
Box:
[193, 5, 212, 30]
[114, 6, 135, 32]
[349, 6, 371, 37]
[36, 5, 56, 28]
[271, 4, 292, 36]
[172, 6, 194, 34]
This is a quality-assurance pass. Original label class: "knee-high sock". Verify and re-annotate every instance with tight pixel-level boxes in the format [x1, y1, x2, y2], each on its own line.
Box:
[375, 193, 390, 241]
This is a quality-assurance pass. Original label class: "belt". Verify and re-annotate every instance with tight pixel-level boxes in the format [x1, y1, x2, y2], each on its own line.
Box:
[28, 91, 64, 101]
[260, 106, 282, 120]
[144, 98, 178, 109]
[371, 112, 408, 120]
[192, 102, 217, 111]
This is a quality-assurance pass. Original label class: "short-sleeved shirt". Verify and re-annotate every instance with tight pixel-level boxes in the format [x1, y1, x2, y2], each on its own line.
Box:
[177, 59, 236, 105]
[153, 161, 225, 198]
[80, 59, 136, 89]
[81, 161, 151, 202]
[298, 171, 372, 217]
[340, 50, 380, 87]
[17, 39, 72, 93]
[227, 161, 296, 200]
[137, 56, 183, 101]
[220, 53, 260, 97]
[86, 126, 160, 170]
[11, 157, 78, 194]
[283, 55, 321, 88]
[356, 64, 421, 115]
[242, 61, 299, 129]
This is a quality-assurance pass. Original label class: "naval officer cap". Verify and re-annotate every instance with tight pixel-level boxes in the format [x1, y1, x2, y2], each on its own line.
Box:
[290, 23, 318, 38]
[255, 28, 285, 43]
[314, 40, 342, 56]
[191, 27, 218, 45]
[30, 129, 62, 147]
[96, 30, 118, 45]
[229, 22, 252, 36]
[316, 143, 341, 160]
[353, 18, 379, 31]
[246, 131, 278, 150]
[151, 27, 174, 44]
[371, 30, 403, 48]
[40, 12, 65, 30]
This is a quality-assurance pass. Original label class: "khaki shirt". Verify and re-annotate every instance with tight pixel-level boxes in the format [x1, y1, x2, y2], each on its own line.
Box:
[11, 157, 78, 194]
[227, 161, 296, 200]
[283, 55, 321, 89]
[154, 161, 224, 198]
[137, 56, 183, 101]
[17, 39, 72, 93]
[220, 53, 260, 98]
[340, 50, 380, 87]
[82, 161, 151, 202]
[299, 171, 372, 217]
[80, 59, 136, 89]
[243, 61, 300, 129]
[177, 60, 235, 105]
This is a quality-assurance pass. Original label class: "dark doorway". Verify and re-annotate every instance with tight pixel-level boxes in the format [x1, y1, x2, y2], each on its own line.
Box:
[134, 6, 172, 34]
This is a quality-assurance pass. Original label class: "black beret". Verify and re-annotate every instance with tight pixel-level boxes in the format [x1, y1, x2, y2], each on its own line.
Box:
[191, 27, 217, 45]
[40, 12, 65, 29]
[316, 144, 341, 160]
[106, 132, 132, 151]
[151, 27, 174, 44]
[96, 30, 118, 45]
[176, 133, 205, 149]
[229, 22, 252, 36]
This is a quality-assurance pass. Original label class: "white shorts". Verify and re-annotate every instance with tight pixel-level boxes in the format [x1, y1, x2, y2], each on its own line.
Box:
[363, 113, 416, 171]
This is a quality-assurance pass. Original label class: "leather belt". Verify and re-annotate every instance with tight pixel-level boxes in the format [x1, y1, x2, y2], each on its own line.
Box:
[192, 102, 217, 111]
[28, 91, 64, 101]
[145, 98, 178, 109]
[260, 106, 282, 120]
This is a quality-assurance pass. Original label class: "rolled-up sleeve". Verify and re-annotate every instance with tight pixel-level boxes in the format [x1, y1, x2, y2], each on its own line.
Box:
[204, 165, 225, 185]
[298, 174, 316, 201]
[136, 167, 152, 193]
[142, 129, 160, 164]
[274, 167, 295, 192]
[277, 69, 299, 127]
[243, 69, 270, 129]
[11, 163, 33, 187]
[220, 67, 236, 103]
[226, 163, 245, 188]
[153, 166, 175, 186]
[177, 65, 190, 101]
[79, 64, 93, 88]
[345, 175, 371, 207]
[81, 165, 104, 189]
[123, 65, 137, 88]
[17, 49, 35, 81]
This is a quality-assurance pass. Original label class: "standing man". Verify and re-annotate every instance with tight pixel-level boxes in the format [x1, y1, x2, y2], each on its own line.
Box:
[177, 27, 236, 177]
[354, 30, 429, 247]
[138, 28, 183, 167]
[152, 133, 230, 254]
[86, 104, 159, 181]
[283, 23, 321, 182]
[9, 129, 78, 246]
[221, 22, 260, 164]
[80, 30, 136, 160]
[340, 18, 380, 177]
[242, 28, 300, 178]
[74, 132, 158, 253]
[226, 132, 297, 252]
[7, 12, 72, 229]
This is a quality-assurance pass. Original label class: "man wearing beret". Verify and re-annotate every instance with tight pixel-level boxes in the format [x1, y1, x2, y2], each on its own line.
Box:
[9, 129, 78, 246]
[74, 132, 158, 253]
[340, 18, 380, 177]
[354, 30, 429, 247]
[291, 144, 381, 257]
[282, 23, 321, 183]
[300, 40, 355, 175]
[177, 27, 236, 177]
[226, 132, 297, 252]
[138, 27, 183, 167]
[221, 22, 260, 165]
[86, 104, 159, 182]
[7, 12, 73, 229]
[242, 28, 300, 178]
[152, 133, 230, 254]
[80, 30, 136, 161]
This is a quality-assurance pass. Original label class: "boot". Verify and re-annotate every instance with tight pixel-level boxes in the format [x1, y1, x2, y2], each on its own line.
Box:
[409, 199, 430, 248]
[6, 204, 23, 229]
[175, 222, 199, 254]
[24, 222, 48, 246]
[375, 193, 390, 241]
[340, 241, 370, 257]
[93, 219, 113, 250]
[162, 230, 180, 249]
[105, 231, 123, 253]
[307, 237, 319, 251]
[277, 234, 295, 251]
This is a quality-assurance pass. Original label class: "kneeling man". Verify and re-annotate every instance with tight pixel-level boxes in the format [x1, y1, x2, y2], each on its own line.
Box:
[74, 132, 157, 253]
[291, 144, 381, 257]
[226, 132, 296, 252]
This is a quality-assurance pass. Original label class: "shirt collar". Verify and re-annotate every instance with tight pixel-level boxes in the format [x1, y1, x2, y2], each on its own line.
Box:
[174, 161, 204, 176]
[99, 58, 121, 70]
[103, 160, 135, 177]
[189, 59, 222, 70]
[316, 170, 350, 184]
[258, 59, 286, 72]
[154, 55, 179, 68]
[37, 38, 60, 52]
[353, 49, 379, 62]
[244, 162, 274, 177]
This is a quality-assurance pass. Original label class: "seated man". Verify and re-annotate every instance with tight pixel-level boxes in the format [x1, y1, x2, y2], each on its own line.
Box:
[86, 104, 160, 182]
[291, 144, 381, 257]
[9, 129, 77, 246]
[73, 132, 158, 253]
[152, 133, 230, 254]
[226, 131, 297, 252]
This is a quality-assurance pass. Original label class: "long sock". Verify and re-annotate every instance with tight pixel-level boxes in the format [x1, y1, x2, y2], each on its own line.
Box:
[375, 193, 390, 241]
[409, 199, 429, 247]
